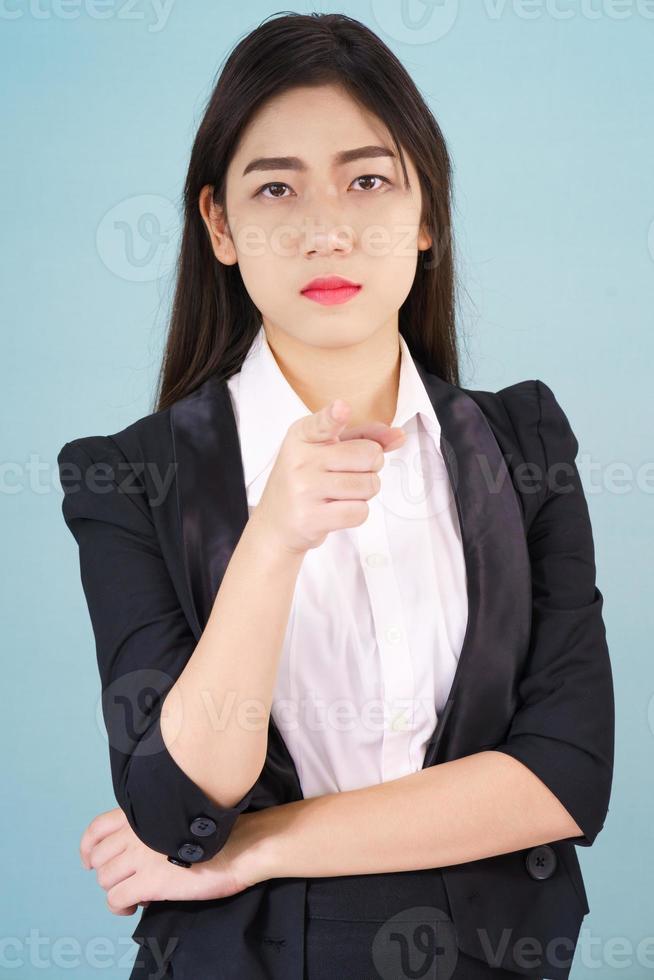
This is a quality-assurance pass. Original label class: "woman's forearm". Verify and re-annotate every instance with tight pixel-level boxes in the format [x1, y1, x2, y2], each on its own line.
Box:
[242, 750, 583, 882]
[160, 510, 305, 808]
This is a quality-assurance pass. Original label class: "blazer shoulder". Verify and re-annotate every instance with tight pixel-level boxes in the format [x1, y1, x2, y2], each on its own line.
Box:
[57, 404, 176, 532]
[497, 378, 579, 470]
[57, 402, 173, 471]
[465, 376, 577, 454]
[462, 378, 580, 516]
[462, 377, 540, 458]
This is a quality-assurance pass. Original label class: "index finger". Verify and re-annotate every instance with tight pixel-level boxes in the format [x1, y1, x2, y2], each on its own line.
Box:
[298, 399, 352, 445]
[339, 420, 407, 453]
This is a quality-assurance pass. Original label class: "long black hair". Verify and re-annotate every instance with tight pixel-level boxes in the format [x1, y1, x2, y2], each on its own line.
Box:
[154, 11, 462, 412]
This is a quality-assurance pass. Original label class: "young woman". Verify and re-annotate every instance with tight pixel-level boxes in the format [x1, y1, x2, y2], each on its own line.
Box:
[58, 12, 614, 980]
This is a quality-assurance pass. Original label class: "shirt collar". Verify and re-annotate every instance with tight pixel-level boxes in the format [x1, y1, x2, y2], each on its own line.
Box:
[234, 324, 441, 491]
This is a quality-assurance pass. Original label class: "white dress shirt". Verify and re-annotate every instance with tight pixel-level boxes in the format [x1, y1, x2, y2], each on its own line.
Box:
[226, 326, 468, 799]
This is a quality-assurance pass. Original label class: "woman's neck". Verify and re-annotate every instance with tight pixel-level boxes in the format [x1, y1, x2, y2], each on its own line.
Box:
[262, 320, 402, 428]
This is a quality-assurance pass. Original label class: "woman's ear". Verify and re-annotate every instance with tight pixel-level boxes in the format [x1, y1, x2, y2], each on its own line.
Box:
[198, 185, 238, 266]
[417, 221, 433, 253]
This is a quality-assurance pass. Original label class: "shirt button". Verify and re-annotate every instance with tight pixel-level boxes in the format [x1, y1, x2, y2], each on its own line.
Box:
[365, 553, 388, 568]
[391, 709, 409, 730]
[385, 626, 402, 644]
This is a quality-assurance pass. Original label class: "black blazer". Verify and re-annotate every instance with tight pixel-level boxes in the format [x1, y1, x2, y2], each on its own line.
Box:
[57, 356, 615, 980]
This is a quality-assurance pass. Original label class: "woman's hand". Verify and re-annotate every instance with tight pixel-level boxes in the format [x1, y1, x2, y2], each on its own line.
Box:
[79, 807, 264, 915]
[252, 398, 406, 556]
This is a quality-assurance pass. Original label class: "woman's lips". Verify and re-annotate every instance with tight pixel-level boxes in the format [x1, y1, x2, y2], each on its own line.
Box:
[301, 284, 362, 306]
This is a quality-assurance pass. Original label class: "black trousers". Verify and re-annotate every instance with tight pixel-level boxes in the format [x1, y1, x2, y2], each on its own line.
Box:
[130, 943, 173, 980]
[304, 867, 543, 980]
[129, 868, 544, 979]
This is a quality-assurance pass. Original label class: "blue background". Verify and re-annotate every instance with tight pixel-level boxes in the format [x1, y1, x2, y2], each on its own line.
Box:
[2, 1, 651, 976]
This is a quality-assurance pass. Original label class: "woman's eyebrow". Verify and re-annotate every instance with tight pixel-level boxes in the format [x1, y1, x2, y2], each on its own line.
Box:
[241, 144, 396, 176]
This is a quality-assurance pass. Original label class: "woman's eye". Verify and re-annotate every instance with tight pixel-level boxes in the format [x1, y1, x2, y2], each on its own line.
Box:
[255, 174, 390, 199]
[350, 174, 389, 192]
[256, 181, 292, 199]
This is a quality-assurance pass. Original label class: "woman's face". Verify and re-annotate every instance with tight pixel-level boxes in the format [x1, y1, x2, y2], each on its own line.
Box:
[201, 83, 432, 351]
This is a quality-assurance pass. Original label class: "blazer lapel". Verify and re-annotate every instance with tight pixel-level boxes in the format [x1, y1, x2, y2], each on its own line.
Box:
[170, 358, 532, 781]
[413, 361, 532, 767]
[170, 375, 250, 642]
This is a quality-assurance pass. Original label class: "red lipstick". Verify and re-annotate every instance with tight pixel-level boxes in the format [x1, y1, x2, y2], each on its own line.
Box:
[300, 275, 362, 306]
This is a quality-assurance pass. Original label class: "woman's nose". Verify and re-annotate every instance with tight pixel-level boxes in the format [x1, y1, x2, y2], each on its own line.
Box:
[299, 196, 356, 256]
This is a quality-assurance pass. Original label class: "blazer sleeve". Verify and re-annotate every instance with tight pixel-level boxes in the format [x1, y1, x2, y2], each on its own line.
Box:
[57, 436, 257, 864]
[490, 379, 615, 847]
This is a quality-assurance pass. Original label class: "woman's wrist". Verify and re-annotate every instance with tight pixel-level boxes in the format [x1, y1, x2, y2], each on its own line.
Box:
[223, 807, 288, 889]
[245, 505, 307, 566]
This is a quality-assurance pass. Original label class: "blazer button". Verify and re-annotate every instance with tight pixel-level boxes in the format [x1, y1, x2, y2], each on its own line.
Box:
[177, 842, 205, 863]
[190, 816, 217, 837]
[525, 844, 557, 880]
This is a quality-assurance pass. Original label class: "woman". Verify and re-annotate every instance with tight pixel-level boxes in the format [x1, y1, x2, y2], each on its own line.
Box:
[57, 12, 614, 980]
